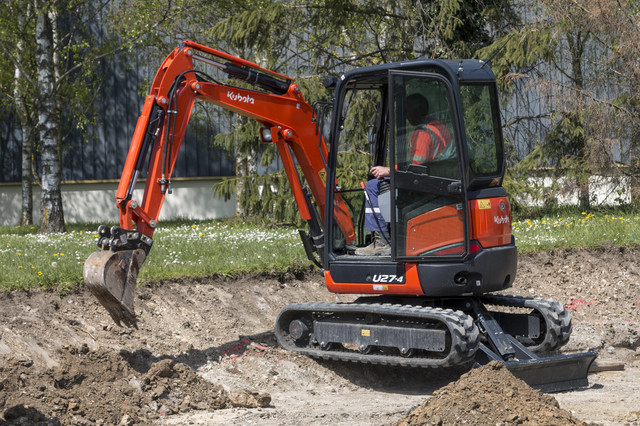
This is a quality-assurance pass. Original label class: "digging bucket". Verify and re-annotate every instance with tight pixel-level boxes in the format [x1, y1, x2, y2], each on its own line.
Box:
[83, 249, 146, 328]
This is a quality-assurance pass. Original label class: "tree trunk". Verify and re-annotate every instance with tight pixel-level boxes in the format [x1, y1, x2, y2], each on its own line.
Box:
[235, 149, 257, 217]
[19, 104, 34, 226]
[232, 115, 258, 217]
[568, 31, 590, 210]
[14, 10, 34, 226]
[35, 1, 65, 233]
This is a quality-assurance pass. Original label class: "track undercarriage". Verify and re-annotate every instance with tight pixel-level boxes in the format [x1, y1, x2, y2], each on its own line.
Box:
[275, 294, 597, 392]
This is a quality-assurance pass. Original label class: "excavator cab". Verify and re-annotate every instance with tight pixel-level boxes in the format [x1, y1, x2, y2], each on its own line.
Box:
[323, 60, 517, 298]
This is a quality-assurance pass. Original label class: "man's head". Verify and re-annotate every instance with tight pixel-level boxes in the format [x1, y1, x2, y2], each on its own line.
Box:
[406, 93, 429, 126]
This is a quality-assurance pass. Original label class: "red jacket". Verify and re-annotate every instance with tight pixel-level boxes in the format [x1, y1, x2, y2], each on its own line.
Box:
[410, 120, 452, 164]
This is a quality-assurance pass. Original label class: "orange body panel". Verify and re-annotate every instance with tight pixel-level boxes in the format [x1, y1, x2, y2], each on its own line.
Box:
[324, 264, 425, 295]
[405, 204, 464, 256]
[469, 196, 512, 248]
[404, 197, 512, 256]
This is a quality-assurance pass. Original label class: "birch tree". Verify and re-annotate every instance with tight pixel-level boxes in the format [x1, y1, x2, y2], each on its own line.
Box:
[15, 28, 38, 226]
[34, 0, 65, 232]
[0, 1, 37, 225]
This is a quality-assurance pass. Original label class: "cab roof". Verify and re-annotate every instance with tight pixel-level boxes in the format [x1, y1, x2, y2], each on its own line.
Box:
[337, 58, 497, 89]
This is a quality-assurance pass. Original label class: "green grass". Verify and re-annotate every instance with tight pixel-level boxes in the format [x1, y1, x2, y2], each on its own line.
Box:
[512, 211, 640, 252]
[0, 220, 308, 292]
[2, 209, 640, 292]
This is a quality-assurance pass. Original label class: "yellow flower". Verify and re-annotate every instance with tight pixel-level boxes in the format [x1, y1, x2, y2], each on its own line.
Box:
[60, 253, 65, 256]
[37, 271, 43, 276]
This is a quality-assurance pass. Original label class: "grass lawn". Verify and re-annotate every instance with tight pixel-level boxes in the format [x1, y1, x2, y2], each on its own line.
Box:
[512, 211, 640, 252]
[0, 220, 307, 292]
[2, 208, 640, 291]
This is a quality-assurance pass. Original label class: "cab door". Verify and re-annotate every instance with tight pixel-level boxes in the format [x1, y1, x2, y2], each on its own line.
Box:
[389, 71, 469, 260]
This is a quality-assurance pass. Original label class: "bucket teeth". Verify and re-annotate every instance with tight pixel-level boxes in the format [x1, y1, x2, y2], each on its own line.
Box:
[83, 249, 146, 328]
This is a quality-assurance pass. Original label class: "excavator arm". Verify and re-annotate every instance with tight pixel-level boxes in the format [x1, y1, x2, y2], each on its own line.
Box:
[83, 41, 355, 327]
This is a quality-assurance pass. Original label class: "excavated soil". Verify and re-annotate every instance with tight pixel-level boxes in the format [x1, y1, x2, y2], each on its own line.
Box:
[397, 361, 585, 426]
[1, 246, 640, 425]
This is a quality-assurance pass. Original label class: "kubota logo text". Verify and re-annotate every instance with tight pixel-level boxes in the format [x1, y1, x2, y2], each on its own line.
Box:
[227, 91, 255, 104]
[494, 215, 510, 225]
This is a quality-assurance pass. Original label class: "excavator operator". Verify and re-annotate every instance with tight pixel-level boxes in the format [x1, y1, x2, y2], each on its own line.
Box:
[355, 93, 453, 256]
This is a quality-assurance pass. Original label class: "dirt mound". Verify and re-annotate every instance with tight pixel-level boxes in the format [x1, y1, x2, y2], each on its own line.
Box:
[396, 361, 585, 426]
[0, 344, 269, 425]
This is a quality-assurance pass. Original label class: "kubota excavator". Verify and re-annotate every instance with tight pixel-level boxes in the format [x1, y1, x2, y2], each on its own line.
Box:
[83, 40, 596, 392]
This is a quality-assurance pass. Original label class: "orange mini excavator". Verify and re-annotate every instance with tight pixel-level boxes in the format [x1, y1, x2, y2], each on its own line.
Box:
[83, 41, 596, 392]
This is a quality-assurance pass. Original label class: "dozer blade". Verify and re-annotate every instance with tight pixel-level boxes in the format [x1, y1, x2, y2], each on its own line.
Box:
[83, 249, 146, 328]
[477, 341, 598, 393]
[505, 350, 597, 393]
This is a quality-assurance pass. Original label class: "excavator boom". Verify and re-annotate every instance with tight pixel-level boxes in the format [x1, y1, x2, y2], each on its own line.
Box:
[83, 41, 355, 325]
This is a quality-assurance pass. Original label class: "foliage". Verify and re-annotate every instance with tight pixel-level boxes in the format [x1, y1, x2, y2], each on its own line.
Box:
[200, 0, 518, 223]
[0, 0, 199, 232]
[478, 0, 640, 209]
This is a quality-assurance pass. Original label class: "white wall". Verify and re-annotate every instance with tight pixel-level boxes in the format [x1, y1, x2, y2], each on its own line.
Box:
[515, 175, 632, 207]
[0, 178, 235, 226]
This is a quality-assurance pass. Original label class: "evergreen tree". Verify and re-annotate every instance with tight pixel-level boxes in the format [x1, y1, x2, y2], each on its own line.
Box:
[480, 0, 640, 210]
[200, 0, 518, 222]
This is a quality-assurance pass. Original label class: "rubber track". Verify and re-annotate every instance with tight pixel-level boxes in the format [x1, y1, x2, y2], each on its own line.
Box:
[481, 294, 572, 353]
[275, 302, 479, 368]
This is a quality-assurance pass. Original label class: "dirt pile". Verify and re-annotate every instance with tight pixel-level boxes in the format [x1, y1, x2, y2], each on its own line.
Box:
[396, 361, 585, 426]
[0, 345, 270, 425]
